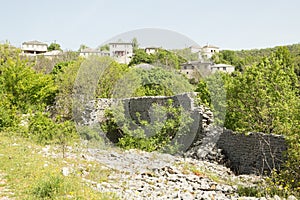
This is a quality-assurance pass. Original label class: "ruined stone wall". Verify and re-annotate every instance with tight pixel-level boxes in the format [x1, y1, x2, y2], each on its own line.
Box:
[80, 93, 288, 175]
[216, 129, 287, 175]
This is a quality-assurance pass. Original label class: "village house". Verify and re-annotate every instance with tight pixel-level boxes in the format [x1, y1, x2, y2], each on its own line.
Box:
[109, 42, 133, 64]
[79, 48, 110, 58]
[180, 61, 213, 79]
[201, 44, 220, 59]
[145, 47, 159, 55]
[180, 61, 235, 80]
[210, 63, 235, 73]
[21, 40, 48, 55]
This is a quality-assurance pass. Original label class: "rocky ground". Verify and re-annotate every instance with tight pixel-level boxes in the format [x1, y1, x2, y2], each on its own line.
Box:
[1, 142, 297, 200]
[44, 145, 295, 200]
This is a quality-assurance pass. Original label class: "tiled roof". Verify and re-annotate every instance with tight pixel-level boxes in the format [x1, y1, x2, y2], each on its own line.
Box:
[22, 40, 47, 45]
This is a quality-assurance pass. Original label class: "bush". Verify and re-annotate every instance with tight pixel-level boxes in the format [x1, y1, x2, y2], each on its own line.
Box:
[28, 112, 78, 157]
[102, 99, 193, 153]
[32, 175, 65, 199]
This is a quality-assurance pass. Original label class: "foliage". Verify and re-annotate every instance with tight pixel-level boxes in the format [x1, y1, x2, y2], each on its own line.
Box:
[224, 52, 298, 135]
[212, 50, 244, 71]
[102, 100, 193, 153]
[129, 48, 186, 69]
[0, 57, 57, 113]
[223, 47, 300, 197]
[95, 59, 129, 98]
[48, 42, 62, 51]
[52, 58, 83, 120]
[128, 48, 154, 66]
[173, 48, 199, 61]
[112, 67, 194, 98]
[131, 37, 139, 51]
[30, 51, 79, 73]
[195, 80, 211, 106]
[213, 44, 300, 75]
[153, 48, 187, 69]
[99, 44, 110, 51]
[78, 44, 89, 51]
[195, 72, 229, 125]
[28, 112, 78, 153]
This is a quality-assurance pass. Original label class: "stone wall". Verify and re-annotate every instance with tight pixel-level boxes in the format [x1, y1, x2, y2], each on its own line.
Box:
[185, 126, 287, 175]
[217, 129, 287, 175]
[80, 93, 288, 175]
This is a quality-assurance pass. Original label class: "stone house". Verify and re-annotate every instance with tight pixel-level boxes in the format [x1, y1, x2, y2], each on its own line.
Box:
[201, 44, 220, 59]
[145, 47, 159, 55]
[180, 61, 235, 80]
[21, 40, 48, 55]
[210, 64, 235, 73]
[109, 42, 133, 64]
[79, 48, 110, 58]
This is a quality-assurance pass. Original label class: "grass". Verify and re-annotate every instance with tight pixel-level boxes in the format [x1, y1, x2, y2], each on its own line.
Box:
[0, 131, 119, 199]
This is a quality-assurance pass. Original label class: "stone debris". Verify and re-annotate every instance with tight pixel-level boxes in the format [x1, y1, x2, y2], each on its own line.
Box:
[85, 148, 261, 200]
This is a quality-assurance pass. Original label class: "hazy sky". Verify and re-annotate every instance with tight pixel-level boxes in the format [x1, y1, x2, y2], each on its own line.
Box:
[1, 0, 299, 50]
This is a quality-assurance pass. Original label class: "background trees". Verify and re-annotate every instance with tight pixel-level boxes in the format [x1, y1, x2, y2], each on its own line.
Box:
[48, 42, 62, 51]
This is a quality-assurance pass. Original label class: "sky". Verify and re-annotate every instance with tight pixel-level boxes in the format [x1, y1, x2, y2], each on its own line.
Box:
[1, 0, 300, 51]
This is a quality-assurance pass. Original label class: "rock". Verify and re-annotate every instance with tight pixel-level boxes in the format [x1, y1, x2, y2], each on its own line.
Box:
[61, 167, 71, 176]
[287, 195, 297, 200]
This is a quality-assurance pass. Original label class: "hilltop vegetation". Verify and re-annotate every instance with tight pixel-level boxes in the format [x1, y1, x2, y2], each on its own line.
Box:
[0, 42, 299, 198]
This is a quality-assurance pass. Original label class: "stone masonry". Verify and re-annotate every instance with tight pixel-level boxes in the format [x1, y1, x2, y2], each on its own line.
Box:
[79, 92, 288, 175]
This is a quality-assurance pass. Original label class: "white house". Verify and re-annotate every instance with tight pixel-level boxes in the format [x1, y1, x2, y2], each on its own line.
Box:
[210, 64, 235, 73]
[21, 40, 48, 55]
[109, 42, 133, 64]
[201, 44, 220, 59]
[145, 47, 159, 55]
[79, 48, 110, 58]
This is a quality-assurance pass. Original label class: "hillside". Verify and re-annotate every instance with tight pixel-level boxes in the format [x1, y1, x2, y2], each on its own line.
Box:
[0, 131, 275, 200]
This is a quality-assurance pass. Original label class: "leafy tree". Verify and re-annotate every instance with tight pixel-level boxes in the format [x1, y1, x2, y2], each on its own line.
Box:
[78, 44, 89, 51]
[225, 53, 298, 135]
[95, 59, 129, 98]
[48, 43, 62, 51]
[223, 48, 300, 197]
[173, 48, 199, 61]
[112, 67, 194, 98]
[128, 48, 154, 66]
[99, 44, 109, 51]
[52, 58, 83, 120]
[129, 48, 186, 69]
[131, 37, 139, 52]
[0, 54, 57, 113]
[102, 100, 193, 153]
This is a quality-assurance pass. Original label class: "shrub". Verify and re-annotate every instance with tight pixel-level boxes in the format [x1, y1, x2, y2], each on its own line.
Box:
[102, 99, 193, 153]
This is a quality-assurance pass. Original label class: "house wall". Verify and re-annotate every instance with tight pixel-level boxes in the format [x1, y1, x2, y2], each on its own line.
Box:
[201, 47, 219, 59]
[109, 43, 133, 64]
[22, 44, 47, 54]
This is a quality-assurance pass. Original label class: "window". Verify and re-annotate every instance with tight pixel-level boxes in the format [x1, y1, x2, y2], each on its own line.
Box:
[223, 67, 226, 71]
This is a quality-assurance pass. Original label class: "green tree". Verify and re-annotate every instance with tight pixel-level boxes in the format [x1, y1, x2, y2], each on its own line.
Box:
[112, 67, 194, 98]
[99, 44, 109, 51]
[78, 44, 89, 51]
[225, 51, 299, 135]
[0, 55, 57, 113]
[48, 43, 62, 51]
[223, 48, 300, 197]
[132, 37, 139, 52]
[128, 48, 154, 66]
